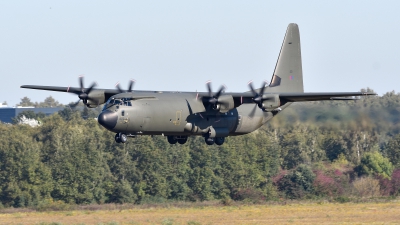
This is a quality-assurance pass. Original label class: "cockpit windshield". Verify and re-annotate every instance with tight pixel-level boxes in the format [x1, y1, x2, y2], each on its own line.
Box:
[103, 98, 132, 111]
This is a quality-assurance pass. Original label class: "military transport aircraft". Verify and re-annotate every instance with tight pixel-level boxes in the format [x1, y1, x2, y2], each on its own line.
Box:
[21, 23, 375, 145]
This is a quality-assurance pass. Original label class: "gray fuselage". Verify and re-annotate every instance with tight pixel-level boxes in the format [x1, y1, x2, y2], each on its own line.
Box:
[99, 92, 277, 137]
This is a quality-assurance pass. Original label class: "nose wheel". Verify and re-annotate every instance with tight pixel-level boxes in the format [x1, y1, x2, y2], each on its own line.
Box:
[115, 133, 127, 143]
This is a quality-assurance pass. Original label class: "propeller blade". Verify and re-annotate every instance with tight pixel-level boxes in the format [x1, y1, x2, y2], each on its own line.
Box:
[115, 82, 123, 93]
[248, 81, 258, 96]
[69, 99, 81, 108]
[206, 81, 212, 97]
[215, 85, 225, 99]
[86, 82, 97, 94]
[115, 80, 135, 93]
[128, 79, 135, 92]
[259, 81, 267, 97]
[79, 76, 84, 91]
[249, 104, 257, 118]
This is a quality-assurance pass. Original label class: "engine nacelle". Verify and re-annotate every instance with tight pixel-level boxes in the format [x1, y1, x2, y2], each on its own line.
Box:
[261, 94, 281, 112]
[86, 90, 106, 108]
[216, 95, 234, 113]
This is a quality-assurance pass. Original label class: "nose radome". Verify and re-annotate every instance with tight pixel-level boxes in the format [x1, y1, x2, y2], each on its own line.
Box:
[98, 110, 118, 130]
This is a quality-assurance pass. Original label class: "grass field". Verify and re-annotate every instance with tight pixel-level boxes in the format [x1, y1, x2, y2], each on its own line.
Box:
[0, 201, 399, 225]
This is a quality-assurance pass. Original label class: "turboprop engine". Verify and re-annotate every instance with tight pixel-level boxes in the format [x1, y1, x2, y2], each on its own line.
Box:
[261, 94, 281, 112]
[84, 90, 106, 108]
[213, 95, 235, 113]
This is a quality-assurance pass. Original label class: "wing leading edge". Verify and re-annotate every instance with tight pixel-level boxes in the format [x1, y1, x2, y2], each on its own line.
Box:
[221, 91, 376, 105]
[20, 85, 375, 103]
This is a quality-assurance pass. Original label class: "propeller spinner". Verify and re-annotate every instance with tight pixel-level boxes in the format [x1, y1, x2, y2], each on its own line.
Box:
[69, 76, 97, 108]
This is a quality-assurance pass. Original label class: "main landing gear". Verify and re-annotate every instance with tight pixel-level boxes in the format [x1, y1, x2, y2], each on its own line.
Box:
[205, 136, 225, 145]
[115, 133, 127, 143]
[167, 136, 188, 145]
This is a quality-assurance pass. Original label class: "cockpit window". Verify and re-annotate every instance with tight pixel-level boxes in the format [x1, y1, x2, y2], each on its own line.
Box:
[103, 98, 132, 111]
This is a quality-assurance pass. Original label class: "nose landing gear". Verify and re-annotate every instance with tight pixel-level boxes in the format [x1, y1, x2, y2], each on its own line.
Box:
[115, 133, 127, 143]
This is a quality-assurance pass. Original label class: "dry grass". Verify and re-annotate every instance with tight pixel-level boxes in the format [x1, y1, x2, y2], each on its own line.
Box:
[0, 201, 399, 224]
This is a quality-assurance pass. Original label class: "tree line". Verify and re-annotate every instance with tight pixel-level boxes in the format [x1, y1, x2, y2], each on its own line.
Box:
[1, 89, 400, 208]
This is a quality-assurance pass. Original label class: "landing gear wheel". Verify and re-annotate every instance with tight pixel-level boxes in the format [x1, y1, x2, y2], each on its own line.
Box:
[177, 137, 188, 144]
[167, 136, 178, 144]
[115, 133, 121, 143]
[205, 137, 215, 145]
[215, 137, 225, 145]
[119, 133, 127, 143]
[115, 133, 127, 143]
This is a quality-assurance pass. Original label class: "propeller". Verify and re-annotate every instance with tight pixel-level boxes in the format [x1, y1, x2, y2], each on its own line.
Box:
[205, 81, 226, 110]
[115, 79, 135, 93]
[248, 80, 270, 117]
[69, 76, 97, 108]
[248, 80, 269, 108]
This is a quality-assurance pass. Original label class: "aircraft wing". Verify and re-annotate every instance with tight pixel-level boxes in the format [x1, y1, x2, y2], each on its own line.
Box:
[21, 85, 120, 95]
[21, 85, 131, 103]
[277, 92, 376, 102]
[219, 91, 376, 106]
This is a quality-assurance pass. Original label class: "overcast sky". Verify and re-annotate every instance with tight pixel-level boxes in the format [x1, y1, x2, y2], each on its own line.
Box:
[1, 1, 399, 106]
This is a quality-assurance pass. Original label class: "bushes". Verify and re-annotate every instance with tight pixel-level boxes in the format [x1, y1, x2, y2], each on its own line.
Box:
[272, 163, 394, 200]
[313, 170, 343, 197]
[377, 168, 400, 196]
[231, 188, 265, 203]
[352, 177, 381, 198]
[274, 164, 315, 199]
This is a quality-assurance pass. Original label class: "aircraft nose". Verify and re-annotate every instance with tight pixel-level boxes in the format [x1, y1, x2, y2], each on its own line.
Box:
[98, 110, 118, 130]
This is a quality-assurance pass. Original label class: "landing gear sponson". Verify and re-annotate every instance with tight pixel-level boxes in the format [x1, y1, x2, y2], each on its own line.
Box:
[114, 133, 225, 145]
[166, 135, 225, 145]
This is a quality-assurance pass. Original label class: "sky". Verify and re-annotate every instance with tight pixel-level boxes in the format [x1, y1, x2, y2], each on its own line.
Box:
[1, 1, 399, 107]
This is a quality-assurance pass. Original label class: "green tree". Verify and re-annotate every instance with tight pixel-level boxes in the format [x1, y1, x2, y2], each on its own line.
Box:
[19, 97, 34, 107]
[187, 138, 216, 201]
[0, 124, 52, 207]
[35, 96, 62, 107]
[38, 114, 111, 204]
[280, 129, 310, 169]
[321, 132, 346, 161]
[385, 134, 400, 167]
[357, 151, 394, 179]
[276, 164, 315, 199]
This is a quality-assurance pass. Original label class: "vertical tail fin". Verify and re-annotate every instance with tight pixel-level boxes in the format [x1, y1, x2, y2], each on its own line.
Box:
[268, 23, 304, 93]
